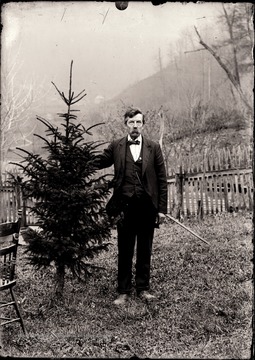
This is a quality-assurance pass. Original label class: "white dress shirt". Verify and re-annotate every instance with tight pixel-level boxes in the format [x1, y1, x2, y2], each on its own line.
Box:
[127, 135, 142, 162]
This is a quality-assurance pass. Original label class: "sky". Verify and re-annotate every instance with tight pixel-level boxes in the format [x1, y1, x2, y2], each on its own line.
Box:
[1, 1, 222, 106]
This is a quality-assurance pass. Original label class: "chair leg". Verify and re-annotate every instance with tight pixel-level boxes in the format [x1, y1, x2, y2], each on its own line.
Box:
[10, 288, 27, 335]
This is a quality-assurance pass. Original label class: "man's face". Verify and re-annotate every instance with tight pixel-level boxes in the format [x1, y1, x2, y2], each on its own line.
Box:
[125, 114, 144, 139]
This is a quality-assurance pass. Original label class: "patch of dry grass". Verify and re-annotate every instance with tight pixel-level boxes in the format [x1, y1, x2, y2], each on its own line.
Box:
[1, 211, 253, 358]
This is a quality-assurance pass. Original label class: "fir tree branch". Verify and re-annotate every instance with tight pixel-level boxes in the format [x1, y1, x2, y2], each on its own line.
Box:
[72, 89, 87, 101]
[69, 60, 73, 102]
[73, 138, 84, 146]
[10, 160, 45, 179]
[33, 133, 54, 148]
[51, 81, 66, 103]
[90, 141, 110, 149]
[15, 147, 34, 157]
[70, 93, 87, 105]
[9, 161, 27, 171]
[37, 116, 56, 131]
[70, 91, 75, 102]
[86, 122, 105, 132]
[58, 113, 77, 120]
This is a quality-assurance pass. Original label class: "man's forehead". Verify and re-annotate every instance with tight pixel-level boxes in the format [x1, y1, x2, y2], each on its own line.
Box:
[127, 114, 143, 121]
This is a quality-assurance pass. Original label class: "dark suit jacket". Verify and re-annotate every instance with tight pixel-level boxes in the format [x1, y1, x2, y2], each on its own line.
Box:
[97, 136, 168, 214]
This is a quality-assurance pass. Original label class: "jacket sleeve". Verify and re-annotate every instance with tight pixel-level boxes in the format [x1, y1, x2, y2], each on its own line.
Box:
[93, 142, 114, 169]
[155, 143, 168, 214]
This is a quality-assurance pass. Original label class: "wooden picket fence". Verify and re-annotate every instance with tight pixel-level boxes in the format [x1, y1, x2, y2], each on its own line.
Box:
[167, 168, 253, 218]
[167, 144, 253, 176]
[1, 167, 22, 185]
[0, 145, 253, 224]
[0, 186, 19, 223]
[0, 186, 37, 225]
[167, 145, 253, 218]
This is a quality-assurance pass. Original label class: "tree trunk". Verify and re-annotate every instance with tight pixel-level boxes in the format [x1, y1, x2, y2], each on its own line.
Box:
[54, 263, 65, 300]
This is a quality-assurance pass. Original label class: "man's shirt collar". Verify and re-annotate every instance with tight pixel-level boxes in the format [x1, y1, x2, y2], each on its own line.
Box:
[127, 134, 142, 144]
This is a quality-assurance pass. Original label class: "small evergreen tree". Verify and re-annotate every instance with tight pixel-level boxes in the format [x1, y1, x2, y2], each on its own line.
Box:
[13, 61, 112, 299]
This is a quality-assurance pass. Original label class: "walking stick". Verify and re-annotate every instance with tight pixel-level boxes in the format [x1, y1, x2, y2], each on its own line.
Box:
[165, 214, 210, 246]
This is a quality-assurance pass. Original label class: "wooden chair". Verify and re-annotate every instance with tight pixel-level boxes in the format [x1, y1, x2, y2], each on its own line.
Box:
[0, 210, 26, 334]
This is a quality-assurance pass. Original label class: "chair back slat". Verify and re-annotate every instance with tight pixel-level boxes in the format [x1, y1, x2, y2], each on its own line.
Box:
[0, 221, 20, 237]
[0, 210, 21, 284]
[0, 244, 17, 284]
[0, 209, 22, 247]
[0, 209, 26, 334]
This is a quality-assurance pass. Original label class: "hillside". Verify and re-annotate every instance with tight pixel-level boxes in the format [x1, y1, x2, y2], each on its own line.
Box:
[4, 50, 252, 175]
[170, 127, 251, 154]
[102, 50, 231, 112]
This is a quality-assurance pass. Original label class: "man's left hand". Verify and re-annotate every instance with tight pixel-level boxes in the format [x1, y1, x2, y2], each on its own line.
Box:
[157, 212, 166, 225]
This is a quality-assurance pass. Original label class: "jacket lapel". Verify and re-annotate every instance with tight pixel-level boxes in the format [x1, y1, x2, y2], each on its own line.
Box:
[118, 137, 127, 171]
[142, 137, 152, 176]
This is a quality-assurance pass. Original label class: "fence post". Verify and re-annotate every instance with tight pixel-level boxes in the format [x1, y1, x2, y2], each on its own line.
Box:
[21, 199, 27, 228]
[173, 166, 183, 220]
[15, 181, 27, 227]
[197, 199, 204, 220]
[223, 178, 229, 212]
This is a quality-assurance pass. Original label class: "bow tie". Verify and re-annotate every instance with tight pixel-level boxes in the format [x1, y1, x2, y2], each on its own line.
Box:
[128, 139, 140, 145]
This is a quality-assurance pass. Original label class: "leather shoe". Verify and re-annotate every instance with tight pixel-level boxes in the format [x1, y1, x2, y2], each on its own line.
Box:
[138, 291, 156, 301]
[113, 294, 129, 305]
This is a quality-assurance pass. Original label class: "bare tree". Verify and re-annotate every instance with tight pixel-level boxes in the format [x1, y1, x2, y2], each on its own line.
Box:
[0, 58, 51, 183]
[194, 3, 253, 113]
[1, 72, 34, 182]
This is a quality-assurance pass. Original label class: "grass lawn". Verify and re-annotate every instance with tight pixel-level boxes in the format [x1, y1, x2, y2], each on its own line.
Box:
[0, 212, 253, 358]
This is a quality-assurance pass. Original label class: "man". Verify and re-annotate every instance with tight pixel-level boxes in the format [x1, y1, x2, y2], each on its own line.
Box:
[95, 107, 168, 305]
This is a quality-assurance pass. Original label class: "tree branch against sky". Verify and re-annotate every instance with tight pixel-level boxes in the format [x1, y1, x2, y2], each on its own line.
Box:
[1, 64, 35, 182]
[194, 3, 253, 113]
[0, 57, 52, 182]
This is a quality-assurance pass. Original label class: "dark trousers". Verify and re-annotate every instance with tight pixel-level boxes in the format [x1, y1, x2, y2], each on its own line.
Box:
[116, 194, 157, 294]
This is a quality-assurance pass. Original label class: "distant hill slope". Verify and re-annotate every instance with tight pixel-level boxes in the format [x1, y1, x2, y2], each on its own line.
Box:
[103, 51, 231, 111]
[6, 52, 252, 171]
[165, 126, 252, 176]
[92, 51, 252, 161]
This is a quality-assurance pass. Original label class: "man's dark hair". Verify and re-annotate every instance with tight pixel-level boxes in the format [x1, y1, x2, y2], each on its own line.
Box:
[124, 107, 145, 124]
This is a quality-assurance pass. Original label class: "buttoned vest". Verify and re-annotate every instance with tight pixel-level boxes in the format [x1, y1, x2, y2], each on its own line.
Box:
[121, 144, 145, 198]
